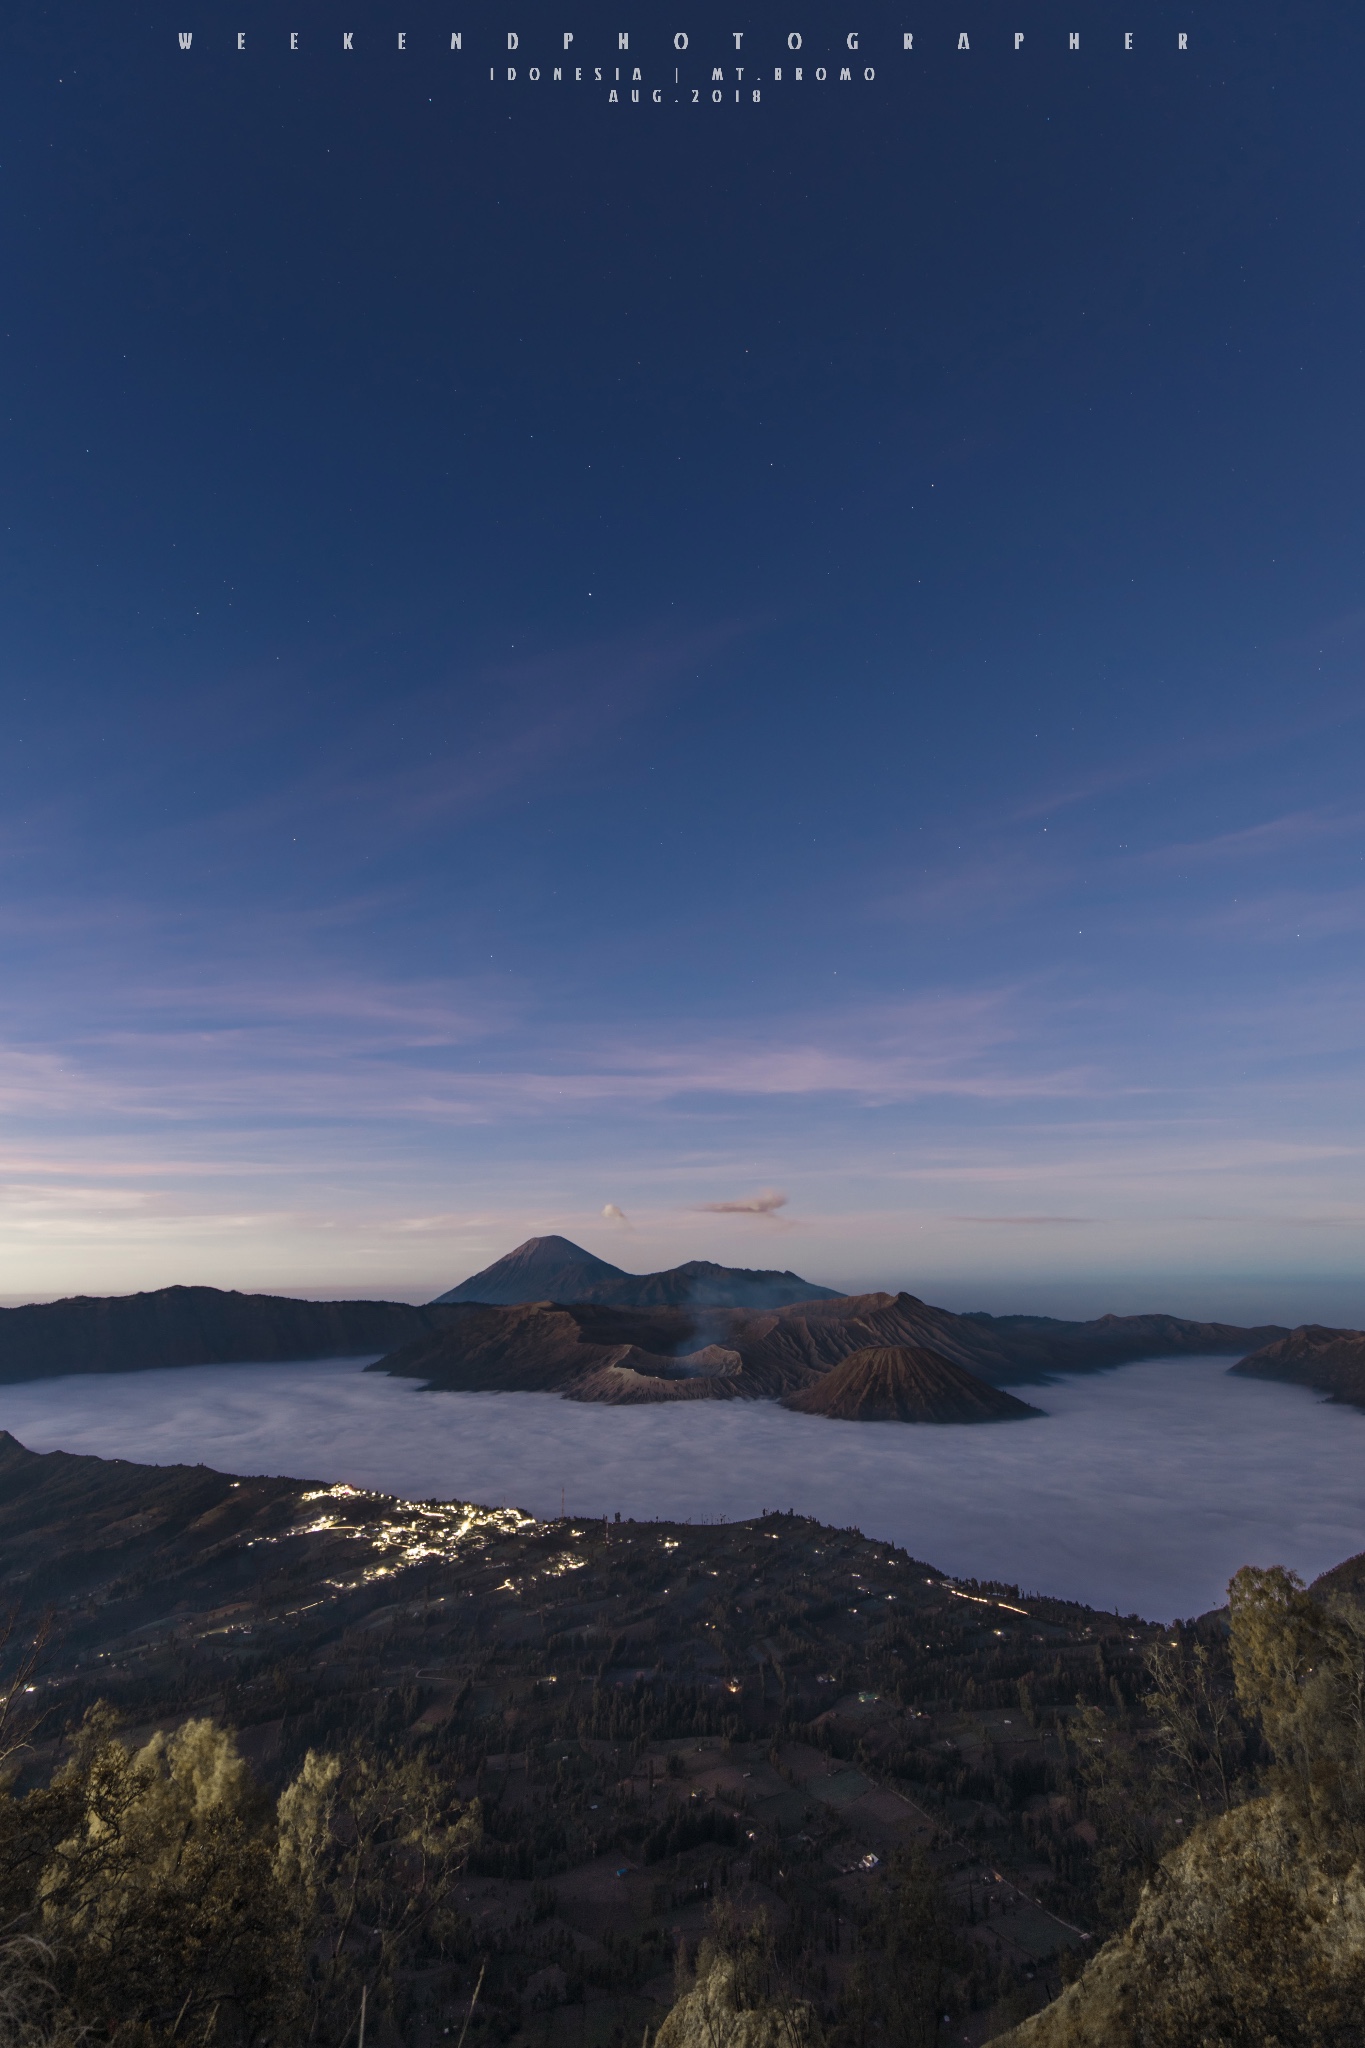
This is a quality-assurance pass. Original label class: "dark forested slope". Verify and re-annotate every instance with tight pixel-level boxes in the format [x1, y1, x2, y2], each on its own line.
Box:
[0, 1432, 1352, 2048]
[0, 1427, 1164, 2048]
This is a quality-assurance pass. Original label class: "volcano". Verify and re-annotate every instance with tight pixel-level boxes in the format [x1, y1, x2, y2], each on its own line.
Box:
[780, 1345, 1042, 1424]
[431, 1235, 838, 1310]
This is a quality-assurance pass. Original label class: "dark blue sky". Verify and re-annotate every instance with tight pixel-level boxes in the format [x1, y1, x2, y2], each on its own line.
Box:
[2, 0, 1363, 1316]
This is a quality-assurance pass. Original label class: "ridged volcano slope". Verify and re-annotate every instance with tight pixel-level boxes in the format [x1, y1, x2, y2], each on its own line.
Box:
[781, 1345, 1042, 1423]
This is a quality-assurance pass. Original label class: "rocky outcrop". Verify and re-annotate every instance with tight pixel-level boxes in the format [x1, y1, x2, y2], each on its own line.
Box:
[988, 1797, 1365, 2048]
[781, 1345, 1041, 1423]
[654, 1954, 821, 2048]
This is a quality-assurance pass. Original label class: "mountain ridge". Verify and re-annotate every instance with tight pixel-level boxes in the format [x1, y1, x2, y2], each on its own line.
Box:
[0, 1247, 1294, 1403]
[370, 1288, 1287, 1412]
[0, 1285, 448, 1384]
[432, 1235, 841, 1309]
[1230, 1323, 1365, 1408]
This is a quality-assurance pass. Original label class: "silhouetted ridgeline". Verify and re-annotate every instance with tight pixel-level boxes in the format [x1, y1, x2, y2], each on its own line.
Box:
[954, 1307, 1289, 1378]
[0, 1285, 449, 1383]
[0, 1252, 1296, 1404]
[1231, 1323, 1365, 1408]
[431, 1233, 841, 1308]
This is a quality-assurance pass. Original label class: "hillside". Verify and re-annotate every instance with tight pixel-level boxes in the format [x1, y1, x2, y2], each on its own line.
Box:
[432, 1234, 840, 1309]
[0, 1284, 448, 1384]
[1230, 1322, 1365, 1407]
[3, 1431, 1353, 2047]
[0, 1428, 1161, 2046]
[955, 1307, 1288, 1381]
[781, 1345, 1042, 1423]
[372, 1289, 1286, 1406]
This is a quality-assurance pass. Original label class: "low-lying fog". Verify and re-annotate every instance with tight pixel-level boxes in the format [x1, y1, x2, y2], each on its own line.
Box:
[3, 1354, 1361, 1621]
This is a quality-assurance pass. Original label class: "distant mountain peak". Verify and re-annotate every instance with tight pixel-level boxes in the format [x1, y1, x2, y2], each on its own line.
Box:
[431, 1236, 839, 1310]
[485, 1235, 628, 1280]
[496, 1235, 620, 1267]
[432, 1237, 629, 1306]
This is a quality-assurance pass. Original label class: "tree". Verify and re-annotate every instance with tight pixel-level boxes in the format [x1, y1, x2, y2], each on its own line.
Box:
[1142, 1637, 1245, 1816]
[0, 1612, 55, 1783]
[840, 1853, 963, 2048]
[38, 1712, 301, 2047]
[1067, 1705, 1167, 1928]
[275, 1745, 481, 2044]
[1228, 1563, 1365, 1853]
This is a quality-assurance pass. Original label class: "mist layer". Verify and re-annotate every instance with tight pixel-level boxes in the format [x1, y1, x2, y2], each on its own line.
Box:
[2, 1353, 1360, 1621]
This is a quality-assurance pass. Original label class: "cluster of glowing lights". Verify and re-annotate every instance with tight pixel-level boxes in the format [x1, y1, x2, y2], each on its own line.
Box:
[252, 1483, 544, 1584]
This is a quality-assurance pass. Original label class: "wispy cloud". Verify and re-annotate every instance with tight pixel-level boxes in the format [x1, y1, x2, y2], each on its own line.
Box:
[1011, 621, 1365, 828]
[1181, 885, 1365, 942]
[1139, 807, 1365, 870]
[0, 978, 1108, 1136]
[156, 619, 756, 863]
[869, 847, 1062, 927]
[693, 1189, 788, 1217]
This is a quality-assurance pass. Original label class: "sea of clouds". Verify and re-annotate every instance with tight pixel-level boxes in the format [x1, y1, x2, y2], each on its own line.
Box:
[3, 1353, 1361, 1622]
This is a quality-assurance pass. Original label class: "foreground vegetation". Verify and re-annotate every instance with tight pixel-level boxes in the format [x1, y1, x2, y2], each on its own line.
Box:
[993, 1562, 1365, 2046]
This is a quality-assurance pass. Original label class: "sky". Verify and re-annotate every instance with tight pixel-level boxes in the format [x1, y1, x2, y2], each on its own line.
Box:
[2, 0, 1363, 1321]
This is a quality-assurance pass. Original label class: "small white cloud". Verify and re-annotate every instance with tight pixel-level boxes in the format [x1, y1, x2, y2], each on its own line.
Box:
[602, 1203, 629, 1225]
